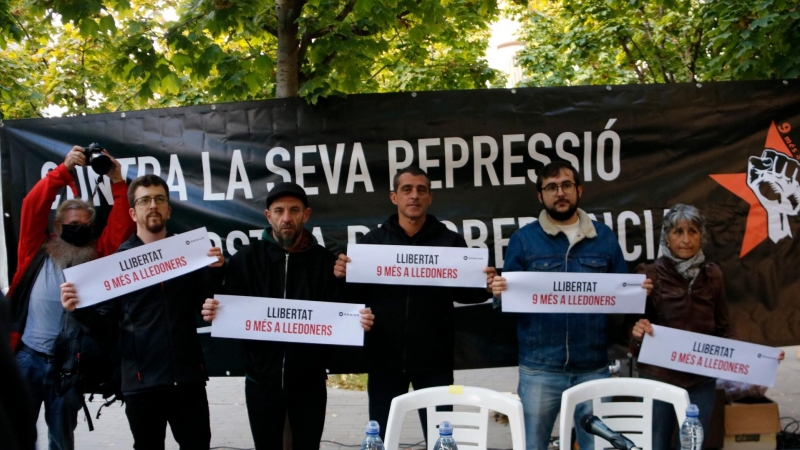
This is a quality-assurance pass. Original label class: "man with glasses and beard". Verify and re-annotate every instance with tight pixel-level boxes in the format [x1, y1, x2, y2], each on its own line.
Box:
[61, 174, 225, 449]
[491, 161, 647, 450]
[9, 146, 134, 450]
[201, 181, 374, 450]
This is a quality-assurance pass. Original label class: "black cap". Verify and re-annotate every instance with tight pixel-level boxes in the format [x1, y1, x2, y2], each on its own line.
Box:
[266, 182, 309, 208]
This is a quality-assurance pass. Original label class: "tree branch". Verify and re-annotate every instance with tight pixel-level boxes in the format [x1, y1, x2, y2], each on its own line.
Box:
[263, 23, 278, 37]
[688, 27, 703, 82]
[113, 92, 137, 112]
[12, 12, 49, 69]
[304, 0, 356, 41]
[29, 101, 44, 118]
[164, 13, 206, 39]
[628, 37, 658, 82]
[334, 0, 357, 23]
[618, 36, 646, 83]
[79, 39, 87, 108]
[637, 5, 671, 82]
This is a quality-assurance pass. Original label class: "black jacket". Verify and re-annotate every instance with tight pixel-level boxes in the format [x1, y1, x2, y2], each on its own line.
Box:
[225, 229, 341, 389]
[72, 234, 223, 394]
[357, 214, 489, 373]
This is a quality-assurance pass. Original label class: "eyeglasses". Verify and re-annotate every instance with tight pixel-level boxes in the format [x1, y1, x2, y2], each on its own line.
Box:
[542, 182, 577, 196]
[134, 195, 168, 207]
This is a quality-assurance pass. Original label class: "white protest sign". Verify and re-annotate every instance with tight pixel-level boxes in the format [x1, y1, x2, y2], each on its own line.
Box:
[64, 227, 216, 308]
[638, 325, 781, 387]
[501, 272, 646, 314]
[210, 295, 365, 346]
[345, 243, 488, 288]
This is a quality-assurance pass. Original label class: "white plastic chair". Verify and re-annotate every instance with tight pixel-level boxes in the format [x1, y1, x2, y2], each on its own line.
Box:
[383, 385, 525, 450]
[558, 378, 691, 450]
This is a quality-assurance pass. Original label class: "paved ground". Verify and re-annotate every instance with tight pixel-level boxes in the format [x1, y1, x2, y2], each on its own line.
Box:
[36, 346, 800, 449]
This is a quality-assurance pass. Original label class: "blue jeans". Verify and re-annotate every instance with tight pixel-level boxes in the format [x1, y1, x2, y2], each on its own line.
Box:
[641, 373, 716, 450]
[519, 366, 608, 450]
[15, 345, 82, 450]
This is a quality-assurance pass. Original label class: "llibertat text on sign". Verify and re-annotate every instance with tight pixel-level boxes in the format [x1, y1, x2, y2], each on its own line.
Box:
[210, 295, 365, 346]
[500, 272, 646, 314]
[63, 227, 216, 308]
[345, 243, 488, 288]
[638, 325, 781, 387]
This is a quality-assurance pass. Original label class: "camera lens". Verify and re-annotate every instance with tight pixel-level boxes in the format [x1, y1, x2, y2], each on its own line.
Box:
[89, 153, 113, 176]
[85, 143, 113, 176]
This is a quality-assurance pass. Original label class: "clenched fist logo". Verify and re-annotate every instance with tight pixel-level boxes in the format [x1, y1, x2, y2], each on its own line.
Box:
[747, 149, 800, 242]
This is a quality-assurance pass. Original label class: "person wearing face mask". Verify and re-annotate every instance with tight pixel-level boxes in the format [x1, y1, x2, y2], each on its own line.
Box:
[8, 145, 134, 450]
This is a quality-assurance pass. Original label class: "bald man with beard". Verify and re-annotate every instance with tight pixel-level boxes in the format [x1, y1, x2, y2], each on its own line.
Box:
[8, 146, 134, 450]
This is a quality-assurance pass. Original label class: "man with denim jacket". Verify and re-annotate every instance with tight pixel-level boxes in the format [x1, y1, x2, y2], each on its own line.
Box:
[492, 161, 648, 450]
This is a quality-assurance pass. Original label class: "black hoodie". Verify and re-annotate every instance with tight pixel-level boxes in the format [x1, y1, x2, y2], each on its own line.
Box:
[225, 228, 342, 389]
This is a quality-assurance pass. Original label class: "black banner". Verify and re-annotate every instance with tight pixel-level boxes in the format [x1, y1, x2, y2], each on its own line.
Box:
[3, 80, 799, 375]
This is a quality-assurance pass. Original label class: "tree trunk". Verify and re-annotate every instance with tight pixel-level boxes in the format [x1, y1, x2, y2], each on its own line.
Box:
[275, 0, 302, 98]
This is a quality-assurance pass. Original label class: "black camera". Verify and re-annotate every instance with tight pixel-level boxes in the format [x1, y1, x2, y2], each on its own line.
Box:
[83, 143, 114, 176]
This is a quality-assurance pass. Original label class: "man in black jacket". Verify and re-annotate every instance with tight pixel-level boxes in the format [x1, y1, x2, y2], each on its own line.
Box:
[334, 166, 496, 441]
[201, 181, 374, 450]
[60, 174, 224, 449]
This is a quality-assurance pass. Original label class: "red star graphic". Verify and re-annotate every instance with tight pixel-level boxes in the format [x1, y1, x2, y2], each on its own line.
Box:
[710, 121, 795, 257]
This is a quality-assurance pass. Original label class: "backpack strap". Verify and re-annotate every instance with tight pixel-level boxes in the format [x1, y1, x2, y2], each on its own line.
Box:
[80, 396, 94, 432]
[95, 394, 122, 421]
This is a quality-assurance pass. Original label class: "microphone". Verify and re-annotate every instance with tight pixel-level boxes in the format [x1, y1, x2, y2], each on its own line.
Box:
[580, 414, 640, 450]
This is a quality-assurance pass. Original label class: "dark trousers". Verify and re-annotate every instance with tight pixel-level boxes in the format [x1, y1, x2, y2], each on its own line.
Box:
[244, 378, 327, 450]
[641, 373, 717, 450]
[15, 345, 82, 450]
[124, 385, 211, 450]
[368, 370, 454, 442]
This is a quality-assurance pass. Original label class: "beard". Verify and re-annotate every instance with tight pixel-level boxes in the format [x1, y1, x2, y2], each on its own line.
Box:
[45, 236, 99, 270]
[145, 213, 166, 234]
[273, 226, 302, 249]
[545, 197, 580, 222]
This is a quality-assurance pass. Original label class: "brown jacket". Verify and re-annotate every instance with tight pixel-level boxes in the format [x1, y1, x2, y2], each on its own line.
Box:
[629, 257, 734, 388]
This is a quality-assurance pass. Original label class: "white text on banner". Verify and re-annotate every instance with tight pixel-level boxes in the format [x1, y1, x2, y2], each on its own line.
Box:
[345, 243, 488, 288]
[500, 272, 646, 314]
[210, 295, 364, 346]
[63, 227, 216, 308]
[638, 325, 781, 387]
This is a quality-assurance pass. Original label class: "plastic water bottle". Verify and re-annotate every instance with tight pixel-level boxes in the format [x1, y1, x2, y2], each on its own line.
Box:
[432, 421, 458, 450]
[360, 420, 384, 450]
[679, 404, 704, 450]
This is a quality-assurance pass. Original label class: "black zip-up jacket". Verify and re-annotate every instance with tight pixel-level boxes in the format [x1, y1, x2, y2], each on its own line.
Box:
[72, 234, 223, 394]
[357, 214, 490, 373]
[225, 229, 341, 389]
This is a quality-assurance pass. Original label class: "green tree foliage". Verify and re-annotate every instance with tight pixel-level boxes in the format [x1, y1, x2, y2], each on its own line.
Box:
[512, 0, 800, 87]
[0, 0, 505, 119]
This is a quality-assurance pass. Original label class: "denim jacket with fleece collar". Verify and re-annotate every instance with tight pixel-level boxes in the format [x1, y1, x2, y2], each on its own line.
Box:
[504, 208, 628, 372]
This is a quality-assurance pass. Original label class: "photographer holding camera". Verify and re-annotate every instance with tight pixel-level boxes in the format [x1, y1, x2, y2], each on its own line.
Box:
[8, 145, 134, 450]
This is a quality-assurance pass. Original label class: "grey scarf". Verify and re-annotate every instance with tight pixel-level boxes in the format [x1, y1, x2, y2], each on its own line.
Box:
[661, 244, 705, 284]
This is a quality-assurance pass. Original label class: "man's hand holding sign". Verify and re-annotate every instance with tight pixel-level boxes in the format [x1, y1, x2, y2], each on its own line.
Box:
[339, 243, 496, 289]
[203, 295, 371, 346]
[58, 175, 224, 449]
[60, 227, 223, 311]
[205, 181, 375, 448]
[494, 272, 651, 314]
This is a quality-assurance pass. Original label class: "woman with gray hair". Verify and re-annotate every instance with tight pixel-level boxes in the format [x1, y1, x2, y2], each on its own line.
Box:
[629, 204, 730, 450]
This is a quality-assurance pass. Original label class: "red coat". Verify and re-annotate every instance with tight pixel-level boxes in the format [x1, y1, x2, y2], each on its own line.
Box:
[8, 163, 135, 350]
